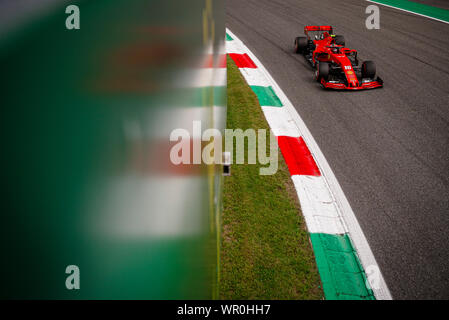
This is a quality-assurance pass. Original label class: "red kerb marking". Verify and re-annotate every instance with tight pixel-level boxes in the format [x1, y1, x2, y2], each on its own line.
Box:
[228, 53, 257, 68]
[277, 136, 321, 176]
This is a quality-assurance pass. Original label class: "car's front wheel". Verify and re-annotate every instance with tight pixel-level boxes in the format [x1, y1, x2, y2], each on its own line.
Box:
[362, 61, 376, 79]
[316, 62, 330, 82]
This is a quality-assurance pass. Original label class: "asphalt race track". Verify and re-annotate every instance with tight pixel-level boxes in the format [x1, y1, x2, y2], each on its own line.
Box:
[227, 0, 449, 299]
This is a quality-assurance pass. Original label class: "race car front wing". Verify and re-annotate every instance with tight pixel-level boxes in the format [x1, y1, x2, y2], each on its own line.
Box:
[320, 77, 383, 90]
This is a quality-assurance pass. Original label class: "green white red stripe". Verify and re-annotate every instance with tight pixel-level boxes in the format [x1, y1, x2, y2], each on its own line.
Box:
[226, 28, 392, 300]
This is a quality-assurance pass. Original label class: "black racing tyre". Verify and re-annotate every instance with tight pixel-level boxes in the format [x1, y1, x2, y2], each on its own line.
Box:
[334, 35, 345, 46]
[316, 62, 330, 82]
[295, 36, 308, 54]
[362, 60, 376, 78]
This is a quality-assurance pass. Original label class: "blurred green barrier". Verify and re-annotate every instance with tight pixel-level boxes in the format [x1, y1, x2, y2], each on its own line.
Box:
[0, 0, 225, 299]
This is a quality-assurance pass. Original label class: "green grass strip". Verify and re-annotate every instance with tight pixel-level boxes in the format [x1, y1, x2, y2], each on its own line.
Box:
[221, 55, 323, 299]
[249, 86, 283, 107]
[310, 233, 375, 300]
[369, 0, 449, 22]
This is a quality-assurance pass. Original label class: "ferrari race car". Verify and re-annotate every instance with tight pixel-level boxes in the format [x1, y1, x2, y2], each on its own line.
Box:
[294, 26, 383, 90]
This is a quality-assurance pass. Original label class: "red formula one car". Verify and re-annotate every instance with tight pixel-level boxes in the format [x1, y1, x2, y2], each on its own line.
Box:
[294, 26, 383, 90]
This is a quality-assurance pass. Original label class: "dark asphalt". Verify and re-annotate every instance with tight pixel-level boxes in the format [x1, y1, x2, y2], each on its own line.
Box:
[227, 0, 449, 299]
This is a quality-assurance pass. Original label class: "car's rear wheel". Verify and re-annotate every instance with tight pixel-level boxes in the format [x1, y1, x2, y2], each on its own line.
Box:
[334, 35, 345, 46]
[295, 36, 308, 54]
[362, 61, 376, 79]
[316, 62, 329, 82]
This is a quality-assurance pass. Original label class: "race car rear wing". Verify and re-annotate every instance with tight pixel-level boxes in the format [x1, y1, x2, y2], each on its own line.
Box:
[304, 25, 333, 34]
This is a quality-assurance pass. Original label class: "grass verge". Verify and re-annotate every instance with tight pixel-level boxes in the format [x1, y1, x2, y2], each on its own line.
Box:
[220, 56, 324, 299]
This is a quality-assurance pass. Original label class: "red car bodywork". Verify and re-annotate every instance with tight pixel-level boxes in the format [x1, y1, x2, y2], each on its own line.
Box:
[303, 26, 383, 90]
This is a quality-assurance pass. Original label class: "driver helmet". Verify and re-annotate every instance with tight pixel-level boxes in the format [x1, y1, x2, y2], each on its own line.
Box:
[331, 46, 339, 53]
